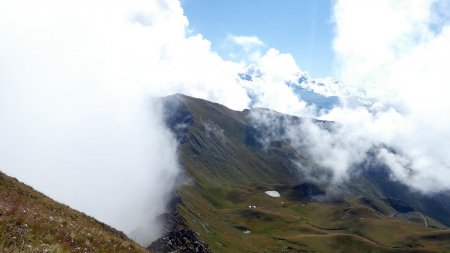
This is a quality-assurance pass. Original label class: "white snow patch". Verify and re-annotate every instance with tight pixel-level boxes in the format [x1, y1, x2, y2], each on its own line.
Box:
[243, 230, 251, 234]
[265, 191, 280, 197]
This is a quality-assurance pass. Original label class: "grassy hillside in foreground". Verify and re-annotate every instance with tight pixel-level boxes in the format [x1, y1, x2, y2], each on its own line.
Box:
[0, 171, 149, 253]
[161, 94, 450, 253]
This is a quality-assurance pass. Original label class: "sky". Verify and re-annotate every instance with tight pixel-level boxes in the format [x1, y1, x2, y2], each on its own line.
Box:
[1, 0, 450, 246]
[182, 0, 334, 78]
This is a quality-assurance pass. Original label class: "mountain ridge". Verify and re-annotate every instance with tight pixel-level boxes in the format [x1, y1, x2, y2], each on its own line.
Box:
[154, 93, 450, 253]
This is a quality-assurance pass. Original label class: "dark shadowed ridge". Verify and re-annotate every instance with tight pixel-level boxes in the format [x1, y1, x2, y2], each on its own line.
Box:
[151, 93, 450, 253]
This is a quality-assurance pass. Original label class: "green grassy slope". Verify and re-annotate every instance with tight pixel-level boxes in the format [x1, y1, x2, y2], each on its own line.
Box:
[0, 171, 148, 253]
[161, 94, 450, 253]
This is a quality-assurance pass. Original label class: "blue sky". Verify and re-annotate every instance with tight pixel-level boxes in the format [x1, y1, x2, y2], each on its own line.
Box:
[182, 0, 334, 78]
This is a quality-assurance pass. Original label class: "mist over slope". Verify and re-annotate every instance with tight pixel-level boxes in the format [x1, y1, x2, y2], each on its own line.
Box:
[152, 93, 450, 252]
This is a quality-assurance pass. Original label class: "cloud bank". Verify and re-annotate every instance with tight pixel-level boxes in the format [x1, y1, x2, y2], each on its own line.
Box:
[0, 0, 190, 245]
[0, 0, 309, 245]
[329, 0, 450, 192]
[229, 0, 450, 194]
[243, 0, 450, 195]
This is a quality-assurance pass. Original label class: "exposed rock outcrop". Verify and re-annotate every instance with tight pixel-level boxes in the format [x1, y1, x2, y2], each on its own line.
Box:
[147, 213, 211, 253]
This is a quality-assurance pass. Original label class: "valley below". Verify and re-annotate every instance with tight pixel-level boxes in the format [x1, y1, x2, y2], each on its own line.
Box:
[150, 94, 450, 253]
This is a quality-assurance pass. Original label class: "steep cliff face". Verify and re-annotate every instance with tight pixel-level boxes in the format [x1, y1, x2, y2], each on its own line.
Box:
[152, 94, 450, 253]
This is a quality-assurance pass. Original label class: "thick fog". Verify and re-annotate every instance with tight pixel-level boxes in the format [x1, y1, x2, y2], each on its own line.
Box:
[0, 0, 247, 245]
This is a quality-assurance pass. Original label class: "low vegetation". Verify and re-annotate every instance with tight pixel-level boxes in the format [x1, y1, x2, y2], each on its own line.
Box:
[0, 171, 148, 253]
[163, 94, 450, 253]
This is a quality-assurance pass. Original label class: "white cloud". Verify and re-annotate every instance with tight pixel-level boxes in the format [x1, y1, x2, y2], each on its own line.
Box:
[248, 108, 373, 185]
[228, 34, 265, 50]
[225, 34, 266, 63]
[257, 48, 300, 82]
[0, 0, 253, 245]
[238, 0, 450, 194]
[329, 0, 450, 192]
[238, 48, 316, 116]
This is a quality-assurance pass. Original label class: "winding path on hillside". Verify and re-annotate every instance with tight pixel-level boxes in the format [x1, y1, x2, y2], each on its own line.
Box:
[419, 212, 428, 228]
[388, 211, 398, 218]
